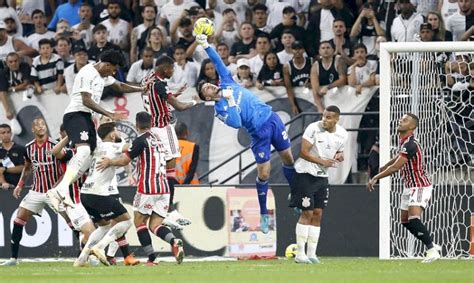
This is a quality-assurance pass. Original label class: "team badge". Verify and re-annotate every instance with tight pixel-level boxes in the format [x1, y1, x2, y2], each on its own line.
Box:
[80, 131, 89, 141]
[258, 152, 265, 158]
[302, 197, 311, 208]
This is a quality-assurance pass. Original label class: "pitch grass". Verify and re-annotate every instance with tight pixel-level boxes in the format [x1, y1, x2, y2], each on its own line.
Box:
[0, 257, 472, 283]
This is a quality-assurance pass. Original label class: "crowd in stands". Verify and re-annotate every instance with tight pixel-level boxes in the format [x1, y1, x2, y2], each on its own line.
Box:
[0, 0, 473, 180]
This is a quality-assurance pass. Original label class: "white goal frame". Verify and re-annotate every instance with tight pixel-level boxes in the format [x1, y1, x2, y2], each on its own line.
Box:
[379, 41, 474, 260]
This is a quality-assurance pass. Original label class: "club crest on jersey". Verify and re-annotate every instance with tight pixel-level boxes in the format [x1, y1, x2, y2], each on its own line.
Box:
[80, 131, 89, 141]
[116, 121, 138, 185]
[302, 197, 311, 208]
[258, 152, 265, 158]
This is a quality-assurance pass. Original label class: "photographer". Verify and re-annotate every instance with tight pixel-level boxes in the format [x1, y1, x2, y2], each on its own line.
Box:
[350, 3, 385, 57]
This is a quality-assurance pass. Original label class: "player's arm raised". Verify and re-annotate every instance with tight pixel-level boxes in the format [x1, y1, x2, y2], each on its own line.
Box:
[81, 92, 125, 121]
[367, 155, 407, 192]
[111, 81, 144, 93]
[51, 136, 70, 160]
[196, 35, 233, 83]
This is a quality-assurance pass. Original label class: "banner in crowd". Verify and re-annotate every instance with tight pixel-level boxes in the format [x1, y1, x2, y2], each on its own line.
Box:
[0, 86, 378, 185]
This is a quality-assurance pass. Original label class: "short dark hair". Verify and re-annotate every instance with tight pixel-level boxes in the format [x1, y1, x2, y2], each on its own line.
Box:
[107, 0, 121, 8]
[156, 54, 174, 67]
[93, 23, 107, 34]
[253, 3, 268, 12]
[38, 38, 53, 48]
[353, 43, 367, 53]
[31, 9, 45, 18]
[256, 33, 270, 42]
[222, 8, 236, 15]
[217, 42, 229, 49]
[6, 52, 19, 59]
[281, 29, 295, 37]
[175, 122, 188, 138]
[196, 80, 207, 100]
[173, 45, 186, 53]
[406, 113, 419, 127]
[179, 17, 192, 28]
[99, 50, 125, 67]
[319, 40, 335, 49]
[142, 46, 154, 55]
[0, 123, 11, 131]
[80, 2, 92, 9]
[136, 112, 151, 129]
[325, 105, 341, 116]
[333, 18, 346, 26]
[97, 122, 116, 139]
[56, 36, 71, 45]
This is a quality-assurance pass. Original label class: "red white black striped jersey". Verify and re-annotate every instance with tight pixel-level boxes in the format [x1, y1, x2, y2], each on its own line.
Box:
[141, 72, 175, 128]
[399, 135, 431, 188]
[126, 131, 169, 195]
[25, 138, 63, 193]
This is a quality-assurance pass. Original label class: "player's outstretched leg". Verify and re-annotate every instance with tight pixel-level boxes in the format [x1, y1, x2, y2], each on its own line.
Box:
[152, 225, 184, 264]
[256, 177, 270, 234]
[91, 219, 132, 266]
[74, 223, 112, 267]
[136, 224, 159, 266]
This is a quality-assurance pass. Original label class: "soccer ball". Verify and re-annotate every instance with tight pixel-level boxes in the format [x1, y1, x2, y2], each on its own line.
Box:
[285, 244, 297, 258]
[193, 17, 215, 36]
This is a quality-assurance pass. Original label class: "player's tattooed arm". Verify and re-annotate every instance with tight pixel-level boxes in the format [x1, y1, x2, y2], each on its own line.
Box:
[113, 81, 144, 93]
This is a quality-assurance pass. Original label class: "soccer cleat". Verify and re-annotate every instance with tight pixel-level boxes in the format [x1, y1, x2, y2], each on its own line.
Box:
[167, 210, 192, 226]
[90, 247, 110, 266]
[163, 217, 184, 231]
[294, 255, 312, 264]
[73, 258, 88, 267]
[124, 254, 140, 266]
[172, 239, 184, 264]
[422, 245, 441, 263]
[106, 256, 117, 266]
[308, 257, 321, 264]
[260, 214, 270, 234]
[46, 190, 62, 212]
[0, 258, 18, 266]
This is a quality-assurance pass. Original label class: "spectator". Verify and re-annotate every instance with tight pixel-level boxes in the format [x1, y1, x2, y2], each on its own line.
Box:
[208, 0, 248, 25]
[267, 0, 309, 29]
[195, 58, 219, 91]
[305, 0, 339, 57]
[100, 1, 132, 55]
[391, 0, 424, 42]
[159, 0, 197, 31]
[55, 37, 74, 68]
[126, 47, 157, 86]
[331, 0, 355, 28]
[427, 11, 453, 41]
[350, 3, 386, 56]
[248, 33, 271, 76]
[130, 4, 156, 63]
[256, 51, 284, 90]
[175, 121, 200, 185]
[87, 24, 121, 62]
[329, 18, 354, 66]
[269, 6, 305, 52]
[215, 8, 240, 50]
[283, 41, 312, 115]
[168, 45, 199, 91]
[72, 3, 95, 49]
[310, 41, 347, 113]
[54, 19, 86, 51]
[26, 9, 55, 51]
[446, 0, 472, 41]
[63, 46, 89, 94]
[410, 0, 441, 16]
[48, 0, 82, 31]
[348, 43, 377, 95]
[277, 29, 296, 65]
[216, 42, 237, 75]
[170, 17, 195, 57]
[30, 38, 64, 94]
[419, 22, 436, 41]
[0, 124, 25, 189]
[0, 0, 22, 37]
[0, 20, 37, 62]
[146, 26, 167, 59]
[4, 17, 26, 44]
[233, 58, 255, 88]
[252, 3, 272, 36]
[0, 52, 30, 122]
[440, 0, 460, 22]
[229, 22, 256, 63]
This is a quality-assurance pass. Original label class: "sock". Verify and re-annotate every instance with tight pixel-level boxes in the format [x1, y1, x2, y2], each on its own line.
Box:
[107, 241, 119, 257]
[116, 236, 131, 257]
[307, 226, 321, 258]
[77, 224, 111, 262]
[282, 164, 296, 185]
[67, 222, 80, 240]
[136, 224, 156, 262]
[56, 145, 91, 195]
[95, 220, 131, 250]
[295, 223, 309, 257]
[167, 168, 176, 212]
[256, 177, 269, 215]
[405, 217, 434, 249]
[11, 218, 26, 259]
[153, 225, 175, 245]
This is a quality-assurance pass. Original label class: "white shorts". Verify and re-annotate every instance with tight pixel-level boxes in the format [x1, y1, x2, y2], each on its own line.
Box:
[133, 192, 170, 217]
[150, 125, 180, 161]
[400, 185, 433, 210]
[20, 190, 53, 216]
[65, 202, 92, 230]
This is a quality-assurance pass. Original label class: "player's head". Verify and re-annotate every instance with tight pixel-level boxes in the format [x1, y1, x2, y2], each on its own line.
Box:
[0, 123, 12, 143]
[398, 113, 419, 133]
[197, 81, 220, 101]
[135, 111, 151, 131]
[322, 105, 340, 131]
[97, 122, 121, 142]
[155, 55, 175, 79]
[175, 122, 189, 139]
[98, 50, 125, 77]
[32, 117, 48, 138]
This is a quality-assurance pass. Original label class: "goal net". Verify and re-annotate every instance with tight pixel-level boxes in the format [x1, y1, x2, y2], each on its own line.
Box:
[379, 42, 474, 259]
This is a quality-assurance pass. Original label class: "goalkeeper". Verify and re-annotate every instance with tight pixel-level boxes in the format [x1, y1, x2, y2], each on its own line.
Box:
[196, 34, 296, 234]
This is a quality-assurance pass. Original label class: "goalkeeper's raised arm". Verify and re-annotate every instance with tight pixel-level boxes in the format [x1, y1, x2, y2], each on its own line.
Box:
[196, 35, 234, 84]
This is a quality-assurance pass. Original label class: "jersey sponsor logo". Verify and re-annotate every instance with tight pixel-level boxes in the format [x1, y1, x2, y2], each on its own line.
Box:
[80, 131, 89, 141]
[144, 203, 153, 210]
[301, 197, 311, 208]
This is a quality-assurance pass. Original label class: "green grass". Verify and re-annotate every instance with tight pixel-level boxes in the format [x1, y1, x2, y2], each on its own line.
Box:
[0, 258, 472, 283]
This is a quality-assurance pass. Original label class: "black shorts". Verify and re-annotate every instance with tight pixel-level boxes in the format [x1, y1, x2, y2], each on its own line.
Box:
[289, 173, 329, 210]
[81, 194, 128, 222]
[63, 112, 97, 152]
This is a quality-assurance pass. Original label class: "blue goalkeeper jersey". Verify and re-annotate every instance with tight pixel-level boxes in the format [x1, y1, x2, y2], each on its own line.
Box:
[204, 46, 272, 135]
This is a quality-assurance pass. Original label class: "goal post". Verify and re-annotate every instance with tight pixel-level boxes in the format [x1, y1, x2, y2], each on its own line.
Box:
[379, 41, 474, 260]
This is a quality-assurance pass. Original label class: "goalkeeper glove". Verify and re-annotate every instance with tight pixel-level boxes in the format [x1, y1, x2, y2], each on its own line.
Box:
[196, 34, 209, 49]
[221, 87, 236, 107]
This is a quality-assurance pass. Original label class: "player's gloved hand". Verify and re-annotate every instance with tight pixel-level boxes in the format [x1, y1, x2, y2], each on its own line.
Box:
[196, 34, 209, 48]
[221, 87, 236, 107]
